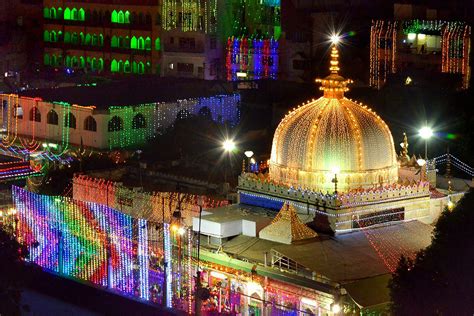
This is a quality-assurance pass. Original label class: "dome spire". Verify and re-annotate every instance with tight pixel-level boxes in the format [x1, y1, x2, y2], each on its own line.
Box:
[315, 41, 353, 99]
[329, 45, 340, 74]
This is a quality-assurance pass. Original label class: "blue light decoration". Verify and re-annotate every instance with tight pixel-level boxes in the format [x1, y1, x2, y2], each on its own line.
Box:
[226, 36, 279, 81]
[239, 191, 284, 211]
[138, 218, 149, 300]
[163, 222, 173, 308]
[13, 186, 159, 298]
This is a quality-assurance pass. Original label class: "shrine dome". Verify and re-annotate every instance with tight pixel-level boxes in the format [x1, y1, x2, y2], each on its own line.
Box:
[269, 46, 398, 193]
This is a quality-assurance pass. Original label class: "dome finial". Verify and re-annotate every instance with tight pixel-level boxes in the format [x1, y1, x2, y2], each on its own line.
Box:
[315, 38, 353, 99]
[329, 45, 340, 74]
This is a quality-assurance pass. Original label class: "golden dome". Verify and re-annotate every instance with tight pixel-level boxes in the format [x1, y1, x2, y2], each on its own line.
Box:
[269, 46, 398, 193]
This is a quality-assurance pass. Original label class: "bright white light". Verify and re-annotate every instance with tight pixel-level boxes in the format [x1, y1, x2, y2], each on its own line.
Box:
[244, 150, 254, 158]
[418, 33, 426, 40]
[447, 200, 454, 211]
[210, 271, 227, 279]
[301, 297, 318, 307]
[417, 159, 426, 167]
[407, 33, 416, 40]
[177, 227, 186, 235]
[236, 72, 248, 78]
[331, 303, 341, 313]
[330, 34, 341, 45]
[250, 157, 256, 164]
[331, 167, 340, 175]
[223, 139, 236, 152]
[419, 127, 433, 139]
[246, 281, 263, 295]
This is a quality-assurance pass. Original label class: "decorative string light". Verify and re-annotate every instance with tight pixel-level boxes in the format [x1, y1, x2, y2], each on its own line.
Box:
[269, 45, 398, 193]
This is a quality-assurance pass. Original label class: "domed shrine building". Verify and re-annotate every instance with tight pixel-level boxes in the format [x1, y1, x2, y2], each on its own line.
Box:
[193, 44, 464, 314]
[240, 45, 442, 233]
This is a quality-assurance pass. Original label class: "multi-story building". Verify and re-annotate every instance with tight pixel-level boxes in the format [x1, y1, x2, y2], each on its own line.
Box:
[370, 3, 471, 89]
[221, 0, 281, 81]
[1, 78, 240, 150]
[41, 0, 281, 80]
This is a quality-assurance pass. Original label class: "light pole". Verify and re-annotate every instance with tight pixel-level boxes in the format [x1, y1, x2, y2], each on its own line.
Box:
[331, 167, 340, 195]
[419, 126, 433, 159]
[195, 197, 203, 316]
[222, 139, 236, 184]
[244, 150, 254, 172]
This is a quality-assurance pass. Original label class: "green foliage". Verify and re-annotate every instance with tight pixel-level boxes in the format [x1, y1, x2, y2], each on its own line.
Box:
[0, 227, 28, 316]
[389, 189, 474, 315]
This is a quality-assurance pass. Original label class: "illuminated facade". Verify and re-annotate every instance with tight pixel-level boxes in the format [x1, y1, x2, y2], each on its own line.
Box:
[222, 0, 281, 80]
[369, 19, 471, 89]
[270, 46, 398, 193]
[41, 0, 280, 80]
[0, 88, 240, 150]
[235, 43, 464, 236]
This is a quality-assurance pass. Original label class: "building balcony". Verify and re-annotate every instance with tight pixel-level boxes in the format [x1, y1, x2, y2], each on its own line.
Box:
[43, 18, 153, 31]
[44, 42, 153, 56]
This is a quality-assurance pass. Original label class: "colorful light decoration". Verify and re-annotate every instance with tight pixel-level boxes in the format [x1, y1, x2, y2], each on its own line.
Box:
[226, 36, 279, 81]
[14, 185, 338, 314]
[370, 20, 471, 89]
[0, 93, 240, 153]
[269, 44, 398, 193]
[72, 175, 229, 223]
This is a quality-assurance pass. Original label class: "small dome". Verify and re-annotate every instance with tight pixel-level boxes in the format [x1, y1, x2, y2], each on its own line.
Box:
[269, 46, 398, 192]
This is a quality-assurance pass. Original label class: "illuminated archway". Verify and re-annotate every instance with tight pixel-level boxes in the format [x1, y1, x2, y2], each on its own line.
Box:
[111, 59, 118, 72]
[138, 37, 145, 50]
[111, 10, 118, 23]
[64, 7, 71, 20]
[84, 116, 97, 131]
[108, 116, 123, 132]
[131, 36, 138, 49]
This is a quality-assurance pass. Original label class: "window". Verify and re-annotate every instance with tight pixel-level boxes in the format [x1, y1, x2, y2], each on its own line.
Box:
[131, 36, 138, 49]
[71, 8, 78, 20]
[29, 107, 41, 122]
[138, 37, 145, 50]
[145, 37, 151, 50]
[111, 59, 118, 72]
[111, 36, 118, 48]
[78, 8, 85, 21]
[43, 7, 50, 18]
[43, 30, 50, 42]
[155, 38, 161, 51]
[84, 116, 97, 131]
[111, 10, 118, 23]
[64, 7, 71, 20]
[64, 112, 76, 128]
[132, 113, 146, 129]
[118, 11, 124, 23]
[47, 110, 58, 125]
[14, 105, 23, 119]
[108, 116, 123, 131]
[44, 54, 50, 65]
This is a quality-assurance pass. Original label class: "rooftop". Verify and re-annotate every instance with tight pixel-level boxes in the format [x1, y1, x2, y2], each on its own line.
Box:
[20, 77, 235, 109]
[211, 220, 433, 308]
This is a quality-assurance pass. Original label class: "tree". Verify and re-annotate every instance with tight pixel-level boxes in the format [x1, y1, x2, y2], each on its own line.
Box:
[389, 189, 474, 315]
[0, 226, 28, 315]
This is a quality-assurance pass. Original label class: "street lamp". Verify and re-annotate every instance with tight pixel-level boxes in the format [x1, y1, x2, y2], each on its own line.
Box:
[222, 139, 236, 152]
[222, 139, 236, 184]
[419, 126, 433, 159]
[244, 150, 254, 173]
[331, 167, 340, 195]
